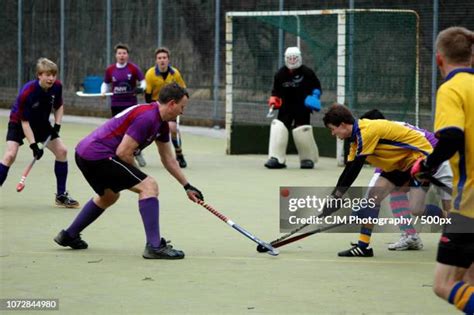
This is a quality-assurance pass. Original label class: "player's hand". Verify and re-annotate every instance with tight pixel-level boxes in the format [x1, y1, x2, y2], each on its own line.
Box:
[304, 89, 321, 112]
[29, 143, 44, 160]
[184, 183, 204, 202]
[134, 87, 144, 95]
[410, 157, 435, 183]
[51, 123, 61, 138]
[268, 96, 282, 109]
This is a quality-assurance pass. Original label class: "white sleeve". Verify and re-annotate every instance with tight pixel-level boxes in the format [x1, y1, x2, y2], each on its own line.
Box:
[101, 82, 111, 93]
[139, 79, 146, 90]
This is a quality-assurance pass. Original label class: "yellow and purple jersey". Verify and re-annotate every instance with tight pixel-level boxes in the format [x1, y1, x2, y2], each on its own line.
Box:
[145, 65, 186, 101]
[347, 119, 433, 172]
[434, 68, 474, 217]
[76, 103, 169, 161]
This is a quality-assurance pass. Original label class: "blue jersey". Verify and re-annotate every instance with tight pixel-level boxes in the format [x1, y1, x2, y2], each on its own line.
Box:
[9, 79, 63, 126]
[76, 103, 170, 160]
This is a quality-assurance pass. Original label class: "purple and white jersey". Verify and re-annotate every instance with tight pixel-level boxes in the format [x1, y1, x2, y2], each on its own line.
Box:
[375, 122, 438, 174]
[104, 62, 144, 108]
[76, 102, 169, 160]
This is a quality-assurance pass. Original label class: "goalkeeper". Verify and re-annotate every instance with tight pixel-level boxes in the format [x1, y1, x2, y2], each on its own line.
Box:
[264, 47, 322, 169]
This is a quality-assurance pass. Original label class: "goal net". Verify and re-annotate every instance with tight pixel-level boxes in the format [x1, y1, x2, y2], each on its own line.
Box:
[225, 9, 419, 164]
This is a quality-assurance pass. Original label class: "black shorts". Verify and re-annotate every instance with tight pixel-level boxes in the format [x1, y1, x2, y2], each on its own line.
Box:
[277, 104, 311, 130]
[75, 153, 148, 196]
[380, 169, 430, 189]
[436, 214, 474, 268]
[6, 121, 58, 145]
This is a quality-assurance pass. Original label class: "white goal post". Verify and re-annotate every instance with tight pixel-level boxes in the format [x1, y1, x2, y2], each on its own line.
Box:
[225, 9, 419, 166]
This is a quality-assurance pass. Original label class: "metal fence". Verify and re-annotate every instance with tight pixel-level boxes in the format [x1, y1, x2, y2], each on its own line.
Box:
[1, 0, 472, 127]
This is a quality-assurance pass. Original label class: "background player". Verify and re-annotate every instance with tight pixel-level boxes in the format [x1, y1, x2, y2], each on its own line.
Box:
[145, 47, 187, 168]
[265, 46, 322, 169]
[54, 83, 203, 259]
[101, 43, 147, 166]
[411, 26, 473, 314]
[0, 58, 79, 208]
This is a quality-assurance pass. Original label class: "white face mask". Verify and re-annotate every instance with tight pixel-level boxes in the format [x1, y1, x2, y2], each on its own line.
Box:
[284, 47, 302, 69]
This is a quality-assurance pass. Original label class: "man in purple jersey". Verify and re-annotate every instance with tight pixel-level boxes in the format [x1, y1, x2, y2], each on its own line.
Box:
[0, 58, 79, 208]
[101, 43, 147, 167]
[54, 83, 203, 259]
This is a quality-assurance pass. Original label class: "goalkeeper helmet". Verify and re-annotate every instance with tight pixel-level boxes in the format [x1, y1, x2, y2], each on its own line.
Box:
[284, 47, 302, 70]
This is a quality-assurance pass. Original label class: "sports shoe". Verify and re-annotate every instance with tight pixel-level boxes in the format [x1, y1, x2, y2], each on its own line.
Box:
[54, 230, 88, 249]
[338, 244, 374, 257]
[55, 191, 80, 208]
[142, 238, 185, 259]
[264, 157, 286, 169]
[388, 233, 423, 251]
[300, 159, 314, 169]
[176, 154, 187, 168]
[134, 151, 147, 167]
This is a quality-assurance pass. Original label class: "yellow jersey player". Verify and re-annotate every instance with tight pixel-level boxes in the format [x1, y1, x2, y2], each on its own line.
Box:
[322, 103, 433, 257]
[411, 26, 473, 314]
[145, 47, 187, 168]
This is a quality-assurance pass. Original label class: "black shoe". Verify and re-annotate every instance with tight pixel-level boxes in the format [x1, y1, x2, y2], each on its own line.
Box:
[300, 160, 314, 169]
[54, 230, 88, 249]
[142, 238, 185, 259]
[176, 154, 187, 168]
[55, 191, 80, 208]
[338, 244, 373, 257]
[264, 157, 286, 169]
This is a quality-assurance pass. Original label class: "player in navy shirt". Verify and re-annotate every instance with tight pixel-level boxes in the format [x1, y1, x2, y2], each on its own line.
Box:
[54, 83, 203, 259]
[0, 58, 79, 208]
[101, 43, 147, 167]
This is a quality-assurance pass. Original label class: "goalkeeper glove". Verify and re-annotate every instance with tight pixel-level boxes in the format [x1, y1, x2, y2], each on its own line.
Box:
[304, 89, 321, 112]
[268, 96, 283, 109]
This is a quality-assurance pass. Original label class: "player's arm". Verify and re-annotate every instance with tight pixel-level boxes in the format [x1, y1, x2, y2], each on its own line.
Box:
[21, 120, 36, 145]
[268, 73, 283, 109]
[174, 70, 187, 88]
[116, 134, 139, 166]
[144, 69, 154, 103]
[156, 140, 203, 201]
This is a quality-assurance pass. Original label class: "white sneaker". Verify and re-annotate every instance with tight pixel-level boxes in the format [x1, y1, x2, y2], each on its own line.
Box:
[388, 233, 423, 251]
[134, 152, 146, 167]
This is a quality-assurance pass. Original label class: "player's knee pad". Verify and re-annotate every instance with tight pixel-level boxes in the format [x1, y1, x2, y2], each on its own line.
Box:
[292, 125, 319, 163]
[268, 119, 288, 163]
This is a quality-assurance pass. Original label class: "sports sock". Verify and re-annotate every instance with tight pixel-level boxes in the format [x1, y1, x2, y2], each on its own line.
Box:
[54, 160, 68, 195]
[358, 224, 373, 248]
[390, 191, 417, 235]
[424, 204, 443, 218]
[0, 163, 10, 186]
[448, 281, 474, 313]
[66, 199, 105, 237]
[139, 197, 160, 247]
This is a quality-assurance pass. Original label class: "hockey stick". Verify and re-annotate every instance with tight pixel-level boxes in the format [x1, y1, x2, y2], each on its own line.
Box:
[257, 222, 345, 252]
[76, 91, 113, 97]
[176, 115, 181, 147]
[16, 135, 52, 192]
[266, 106, 275, 118]
[196, 200, 279, 256]
[428, 176, 453, 195]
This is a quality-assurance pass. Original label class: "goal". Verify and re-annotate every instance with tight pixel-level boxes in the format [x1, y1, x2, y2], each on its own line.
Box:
[225, 9, 419, 164]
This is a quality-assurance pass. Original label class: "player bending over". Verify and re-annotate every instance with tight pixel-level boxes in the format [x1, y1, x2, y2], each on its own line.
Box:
[54, 83, 203, 259]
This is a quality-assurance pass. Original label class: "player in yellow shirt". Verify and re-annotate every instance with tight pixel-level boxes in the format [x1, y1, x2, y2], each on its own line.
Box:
[145, 47, 188, 168]
[322, 103, 434, 257]
[411, 26, 473, 314]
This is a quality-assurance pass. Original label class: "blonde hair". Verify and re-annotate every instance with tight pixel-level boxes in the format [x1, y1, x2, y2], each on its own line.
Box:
[436, 26, 474, 65]
[36, 58, 58, 76]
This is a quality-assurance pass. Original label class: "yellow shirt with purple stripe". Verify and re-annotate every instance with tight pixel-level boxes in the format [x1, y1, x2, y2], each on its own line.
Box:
[434, 68, 474, 218]
[347, 119, 433, 172]
[145, 66, 186, 101]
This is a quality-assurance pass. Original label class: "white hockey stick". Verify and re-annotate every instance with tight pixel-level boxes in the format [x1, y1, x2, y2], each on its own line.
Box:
[76, 91, 113, 97]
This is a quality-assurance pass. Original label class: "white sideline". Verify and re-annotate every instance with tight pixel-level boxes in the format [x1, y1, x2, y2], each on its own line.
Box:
[0, 109, 225, 139]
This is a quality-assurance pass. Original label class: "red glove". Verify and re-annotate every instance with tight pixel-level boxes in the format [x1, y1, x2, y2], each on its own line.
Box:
[410, 157, 434, 183]
[268, 96, 282, 109]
